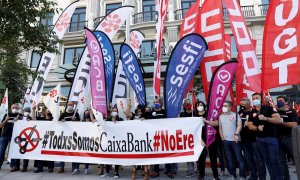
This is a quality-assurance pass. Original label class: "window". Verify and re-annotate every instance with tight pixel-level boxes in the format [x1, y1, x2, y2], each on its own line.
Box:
[140, 40, 155, 58]
[69, 8, 86, 32]
[261, 0, 269, 4]
[63, 47, 84, 64]
[113, 43, 122, 59]
[231, 36, 238, 58]
[40, 13, 54, 27]
[30, 51, 42, 68]
[106, 3, 122, 14]
[143, 0, 156, 22]
[181, 0, 195, 10]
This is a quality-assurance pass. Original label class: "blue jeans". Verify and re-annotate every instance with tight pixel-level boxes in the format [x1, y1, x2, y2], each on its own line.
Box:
[72, 163, 89, 171]
[60, 162, 65, 168]
[278, 136, 293, 180]
[242, 142, 266, 180]
[0, 136, 10, 169]
[223, 140, 246, 178]
[257, 137, 282, 180]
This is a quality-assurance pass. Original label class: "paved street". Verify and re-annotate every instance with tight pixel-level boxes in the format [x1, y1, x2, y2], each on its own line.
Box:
[0, 161, 298, 180]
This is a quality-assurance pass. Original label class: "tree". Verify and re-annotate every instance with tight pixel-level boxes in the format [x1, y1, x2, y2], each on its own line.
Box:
[0, 0, 61, 104]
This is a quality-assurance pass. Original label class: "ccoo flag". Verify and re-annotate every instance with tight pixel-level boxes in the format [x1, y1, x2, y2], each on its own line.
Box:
[206, 61, 237, 146]
[164, 34, 207, 118]
[120, 44, 146, 106]
[84, 28, 107, 116]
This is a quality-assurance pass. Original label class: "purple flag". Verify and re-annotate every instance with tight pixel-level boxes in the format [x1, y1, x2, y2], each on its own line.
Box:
[84, 27, 107, 116]
[206, 61, 237, 147]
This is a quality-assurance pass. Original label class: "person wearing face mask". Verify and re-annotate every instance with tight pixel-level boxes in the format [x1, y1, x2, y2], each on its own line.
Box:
[219, 101, 246, 180]
[57, 101, 80, 174]
[100, 107, 123, 179]
[275, 96, 298, 180]
[239, 98, 266, 180]
[31, 106, 55, 173]
[195, 101, 221, 180]
[247, 93, 282, 180]
[0, 104, 22, 171]
[149, 98, 166, 178]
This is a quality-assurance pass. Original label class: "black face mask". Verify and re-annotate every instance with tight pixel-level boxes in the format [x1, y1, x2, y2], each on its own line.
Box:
[240, 105, 246, 110]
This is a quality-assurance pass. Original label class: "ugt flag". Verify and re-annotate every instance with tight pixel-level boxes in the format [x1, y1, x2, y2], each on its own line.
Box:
[206, 61, 237, 146]
[262, 0, 300, 90]
[164, 33, 207, 118]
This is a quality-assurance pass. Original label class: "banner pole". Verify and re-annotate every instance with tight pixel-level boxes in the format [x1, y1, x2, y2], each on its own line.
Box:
[125, 1, 133, 101]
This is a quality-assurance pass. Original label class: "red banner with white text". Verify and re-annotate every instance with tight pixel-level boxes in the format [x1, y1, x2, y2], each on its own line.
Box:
[153, 0, 168, 96]
[262, 0, 300, 90]
[223, 0, 261, 93]
[199, 0, 226, 100]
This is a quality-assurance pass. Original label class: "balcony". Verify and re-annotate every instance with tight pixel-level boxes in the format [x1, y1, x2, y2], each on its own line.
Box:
[68, 21, 88, 32]
[133, 11, 156, 24]
[223, 5, 255, 19]
[259, 4, 269, 16]
[174, 8, 190, 20]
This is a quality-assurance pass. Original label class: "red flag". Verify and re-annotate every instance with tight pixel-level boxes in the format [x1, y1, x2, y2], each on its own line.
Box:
[199, 0, 226, 100]
[153, 0, 168, 96]
[225, 34, 232, 61]
[223, 0, 261, 93]
[262, 0, 300, 90]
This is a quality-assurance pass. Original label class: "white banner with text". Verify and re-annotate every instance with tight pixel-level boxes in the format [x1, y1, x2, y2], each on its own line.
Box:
[8, 117, 204, 165]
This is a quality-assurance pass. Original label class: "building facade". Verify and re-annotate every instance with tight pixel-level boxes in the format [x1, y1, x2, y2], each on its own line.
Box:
[21, 0, 288, 105]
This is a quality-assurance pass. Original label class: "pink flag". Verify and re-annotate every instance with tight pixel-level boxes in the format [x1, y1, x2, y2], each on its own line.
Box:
[84, 28, 107, 116]
[207, 61, 237, 146]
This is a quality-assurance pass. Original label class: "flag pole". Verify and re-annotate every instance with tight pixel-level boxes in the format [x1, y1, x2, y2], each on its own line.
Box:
[125, 0, 133, 101]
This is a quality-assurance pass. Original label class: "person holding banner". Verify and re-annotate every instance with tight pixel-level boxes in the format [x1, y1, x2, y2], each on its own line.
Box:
[275, 96, 298, 180]
[71, 109, 96, 175]
[0, 104, 22, 171]
[31, 106, 54, 173]
[149, 98, 165, 178]
[247, 93, 282, 180]
[101, 107, 123, 179]
[239, 98, 266, 180]
[195, 101, 221, 180]
[219, 101, 246, 180]
[57, 101, 80, 173]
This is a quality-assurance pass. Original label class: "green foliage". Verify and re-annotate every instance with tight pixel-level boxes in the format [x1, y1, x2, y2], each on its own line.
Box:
[0, 0, 60, 54]
[0, 0, 61, 105]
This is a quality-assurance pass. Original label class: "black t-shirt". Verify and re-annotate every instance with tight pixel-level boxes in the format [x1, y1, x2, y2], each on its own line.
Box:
[1, 113, 22, 138]
[150, 109, 165, 119]
[59, 111, 80, 121]
[277, 108, 299, 137]
[37, 116, 53, 121]
[248, 106, 278, 138]
[180, 111, 193, 117]
[107, 117, 124, 122]
[239, 109, 256, 143]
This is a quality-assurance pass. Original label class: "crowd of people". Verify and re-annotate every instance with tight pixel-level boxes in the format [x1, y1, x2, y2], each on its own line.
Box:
[0, 93, 298, 180]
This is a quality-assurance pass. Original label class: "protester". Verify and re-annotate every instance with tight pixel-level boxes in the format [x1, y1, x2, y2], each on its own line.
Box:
[149, 98, 166, 178]
[248, 93, 282, 180]
[196, 101, 221, 180]
[219, 101, 246, 180]
[180, 99, 196, 178]
[276, 96, 298, 180]
[101, 107, 123, 179]
[57, 101, 80, 173]
[72, 109, 96, 175]
[32, 106, 55, 173]
[239, 98, 266, 180]
[0, 104, 22, 171]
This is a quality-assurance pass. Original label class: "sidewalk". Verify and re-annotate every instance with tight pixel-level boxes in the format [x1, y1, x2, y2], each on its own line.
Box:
[0, 161, 298, 180]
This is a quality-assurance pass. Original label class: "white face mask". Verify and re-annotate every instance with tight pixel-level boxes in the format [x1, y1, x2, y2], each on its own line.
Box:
[12, 109, 18, 114]
[197, 106, 204, 112]
[67, 106, 74, 112]
[222, 107, 228, 113]
[253, 99, 261, 106]
[111, 112, 118, 117]
[24, 112, 30, 117]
